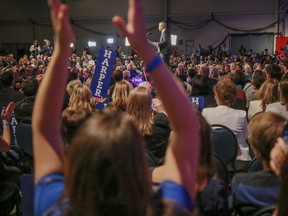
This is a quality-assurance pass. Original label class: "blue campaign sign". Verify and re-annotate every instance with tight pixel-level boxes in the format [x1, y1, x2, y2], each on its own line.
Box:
[0, 107, 18, 146]
[190, 96, 206, 112]
[10, 112, 18, 146]
[90, 48, 117, 101]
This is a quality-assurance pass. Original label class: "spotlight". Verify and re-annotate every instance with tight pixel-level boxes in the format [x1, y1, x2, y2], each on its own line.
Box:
[171, 35, 177, 46]
[125, 37, 130, 46]
[107, 38, 114, 44]
[88, 41, 96, 47]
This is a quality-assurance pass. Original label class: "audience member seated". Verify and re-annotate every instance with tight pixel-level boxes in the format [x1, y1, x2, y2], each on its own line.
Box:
[66, 83, 96, 113]
[232, 112, 282, 214]
[243, 63, 253, 80]
[266, 64, 282, 81]
[175, 63, 187, 82]
[190, 74, 212, 97]
[243, 70, 266, 109]
[122, 70, 134, 90]
[127, 86, 170, 165]
[14, 78, 39, 122]
[231, 70, 247, 90]
[190, 74, 216, 110]
[202, 76, 251, 162]
[248, 79, 279, 120]
[66, 79, 82, 97]
[228, 72, 247, 110]
[127, 62, 141, 79]
[106, 69, 123, 102]
[153, 112, 229, 216]
[186, 67, 197, 84]
[106, 80, 130, 112]
[199, 64, 217, 93]
[266, 77, 288, 120]
[0, 71, 24, 107]
[61, 108, 92, 151]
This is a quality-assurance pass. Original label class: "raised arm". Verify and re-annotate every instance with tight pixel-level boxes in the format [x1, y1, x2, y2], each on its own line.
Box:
[32, 0, 75, 182]
[112, 0, 200, 201]
[0, 102, 14, 152]
[270, 138, 288, 177]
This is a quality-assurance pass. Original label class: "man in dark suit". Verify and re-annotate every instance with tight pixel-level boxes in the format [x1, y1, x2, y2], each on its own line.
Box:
[199, 64, 218, 94]
[154, 22, 172, 66]
[14, 78, 39, 122]
[0, 71, 24, 107]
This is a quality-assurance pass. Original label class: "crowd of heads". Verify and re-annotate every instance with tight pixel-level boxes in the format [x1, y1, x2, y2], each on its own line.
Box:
[2, 0, 288, 215]
[1, 40, 288, 97]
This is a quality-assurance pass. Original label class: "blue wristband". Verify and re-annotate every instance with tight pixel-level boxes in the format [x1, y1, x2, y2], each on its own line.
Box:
[145, 56, 163, 73]
[3, 123, 9, 127]
[159, 180, 194, 212]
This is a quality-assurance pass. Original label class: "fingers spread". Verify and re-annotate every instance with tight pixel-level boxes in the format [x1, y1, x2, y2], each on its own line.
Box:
[48, 0, 61, 31]
[7, 102, 15, 112]
[112, 16, 129, 37]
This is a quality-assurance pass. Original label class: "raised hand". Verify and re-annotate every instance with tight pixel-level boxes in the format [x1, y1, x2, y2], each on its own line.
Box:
[270, 138, 288, 177]
[48, 0, 75, 48]
[112, 0, 151, 58]
[1, 102, 15, 122]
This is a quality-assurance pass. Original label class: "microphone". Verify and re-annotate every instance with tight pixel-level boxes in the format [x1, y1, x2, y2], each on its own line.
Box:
[146, 32, 152, 36]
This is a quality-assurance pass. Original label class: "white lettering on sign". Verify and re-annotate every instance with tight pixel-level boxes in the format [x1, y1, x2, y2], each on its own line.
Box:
[191, 97, 199, 104]
[94, 50, 112, 97]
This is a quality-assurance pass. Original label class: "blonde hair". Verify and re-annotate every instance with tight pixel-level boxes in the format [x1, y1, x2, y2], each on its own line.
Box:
[127, 86, 153, 135]
[279, 79, 288, 110]
[111, 81, 130, 112]
[255, 79, 279, 111]
[68, 84, 95, 112]
[66, 79, 82, 96]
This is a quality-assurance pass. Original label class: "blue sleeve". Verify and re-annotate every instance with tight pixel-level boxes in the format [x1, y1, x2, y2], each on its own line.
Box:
[34, 173, 65, 216]
[159, 180, 194, 212]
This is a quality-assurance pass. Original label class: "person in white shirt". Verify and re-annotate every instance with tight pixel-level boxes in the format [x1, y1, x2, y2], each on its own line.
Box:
[202, 76, 251, 161]
[248, 79, 279, 120]
[266, 78, 288, 120]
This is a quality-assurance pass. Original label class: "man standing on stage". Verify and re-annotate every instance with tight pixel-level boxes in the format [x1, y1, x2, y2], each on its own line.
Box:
[150, 22, 172, 66]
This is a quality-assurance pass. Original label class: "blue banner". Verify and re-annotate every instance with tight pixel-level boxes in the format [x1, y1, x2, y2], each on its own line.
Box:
[189, 96, 205, 112]
[10, 112, 18, 146]
[0, 107, 18, 146]
[90, 48, 117, 106]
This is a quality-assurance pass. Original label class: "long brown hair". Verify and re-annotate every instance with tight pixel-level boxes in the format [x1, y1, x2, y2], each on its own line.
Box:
[68, 84, 96, 112]
[255, 79, 279, 111]
[110, 81, 130, 112]
[279, 78, 288, 111]
[127, 86, 153, 135]
[196, 111, 215, 183]
[65, 110, 150, 216]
